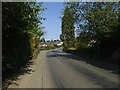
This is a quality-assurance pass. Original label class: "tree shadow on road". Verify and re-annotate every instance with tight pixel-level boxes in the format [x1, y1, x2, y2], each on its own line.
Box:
[47, 50, 120, 75]
[2, 60, 36, 90]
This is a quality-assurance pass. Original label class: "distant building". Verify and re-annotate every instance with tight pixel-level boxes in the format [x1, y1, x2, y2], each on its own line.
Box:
[39, 42, 47, 47]
[39, 41, 63, 47]
[56, 41, 63, 46]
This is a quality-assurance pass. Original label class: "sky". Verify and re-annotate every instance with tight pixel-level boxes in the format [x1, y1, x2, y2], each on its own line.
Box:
[40, 2, 64, 41]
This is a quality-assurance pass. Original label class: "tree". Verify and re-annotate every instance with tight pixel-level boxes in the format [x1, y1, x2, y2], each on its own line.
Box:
[65, 2, 120, 60]
[2, 2, 45, 78]
[40, 38, 46, 42]
[60, 6, 75, 50]
[83, 2, 119, 57]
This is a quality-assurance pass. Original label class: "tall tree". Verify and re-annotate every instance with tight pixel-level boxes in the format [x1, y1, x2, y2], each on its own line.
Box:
[60, 6, 75, 50]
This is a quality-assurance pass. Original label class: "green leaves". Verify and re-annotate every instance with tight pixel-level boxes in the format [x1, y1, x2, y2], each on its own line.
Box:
[2, 2, 45, 75]
[64, 2, 120, 60]
[61, 6, 75, 50]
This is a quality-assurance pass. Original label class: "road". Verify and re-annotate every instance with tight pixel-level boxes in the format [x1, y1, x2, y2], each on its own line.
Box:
[8, 48, 119, 88]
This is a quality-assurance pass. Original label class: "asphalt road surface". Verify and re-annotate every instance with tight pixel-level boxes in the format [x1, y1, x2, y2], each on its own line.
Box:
[8, 48, 119, 88]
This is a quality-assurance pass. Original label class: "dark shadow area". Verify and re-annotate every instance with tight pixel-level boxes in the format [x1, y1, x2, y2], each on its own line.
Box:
[2, 60, 35, 90]
[47, 49, 120, 75]
[18, 61, 35, 75]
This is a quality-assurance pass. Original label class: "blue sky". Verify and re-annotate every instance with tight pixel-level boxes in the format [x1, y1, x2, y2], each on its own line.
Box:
[41, 2, 64, 40]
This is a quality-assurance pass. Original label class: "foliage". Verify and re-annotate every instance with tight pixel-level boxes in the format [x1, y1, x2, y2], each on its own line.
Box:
[63, 2, 120, 61]
[60, 6, 75, 50]
[68, 47, 77, 50]
[2, 2, 45, 78]
[40, 37, 46, 42]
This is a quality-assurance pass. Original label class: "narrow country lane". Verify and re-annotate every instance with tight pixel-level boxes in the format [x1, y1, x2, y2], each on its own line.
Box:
[8, 48, 119, 88]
